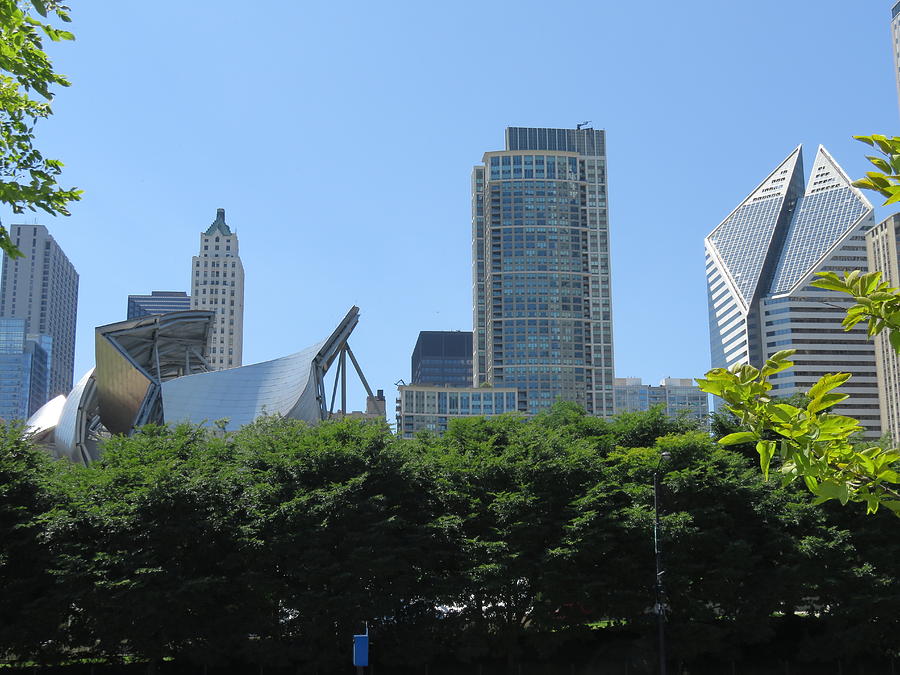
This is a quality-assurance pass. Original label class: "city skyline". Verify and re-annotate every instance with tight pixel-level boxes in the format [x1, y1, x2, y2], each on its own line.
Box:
[5, 2, 896, 414]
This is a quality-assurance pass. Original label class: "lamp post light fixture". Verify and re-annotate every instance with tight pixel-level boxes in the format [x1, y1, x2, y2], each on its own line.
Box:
[653, 450, 671, 675]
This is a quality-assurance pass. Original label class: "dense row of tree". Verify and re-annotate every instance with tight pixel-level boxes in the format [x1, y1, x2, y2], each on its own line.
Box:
[2, 405, 900, 673]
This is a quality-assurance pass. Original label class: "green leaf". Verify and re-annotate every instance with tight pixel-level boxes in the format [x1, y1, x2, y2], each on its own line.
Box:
[868, 156, 892, 173]
[719, 432, 758, 446]
[807, 373, 851, 403]
[757, 440, 775, 481]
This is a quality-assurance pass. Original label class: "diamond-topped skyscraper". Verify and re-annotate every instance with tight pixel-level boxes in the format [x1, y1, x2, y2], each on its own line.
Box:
[190, 209, 244, 370]
[705, 146, 880, 436]
[472, 127, 614, 415]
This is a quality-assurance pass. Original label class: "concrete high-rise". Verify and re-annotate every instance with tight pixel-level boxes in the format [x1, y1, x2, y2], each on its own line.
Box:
[866, 213, 900, 441]
[190, 209, 244, 370]
[0, 224, 78, 399]
[705, 146, 880, 436]
[472, 126, 614, 416]
[127, 291, 191, 320]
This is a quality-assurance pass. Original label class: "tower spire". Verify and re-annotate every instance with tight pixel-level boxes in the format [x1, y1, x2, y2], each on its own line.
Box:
[204, 208, 232, 236]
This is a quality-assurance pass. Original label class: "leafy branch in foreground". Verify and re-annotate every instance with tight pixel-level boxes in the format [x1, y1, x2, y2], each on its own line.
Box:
[0, 0, 80, 258]
[852, 134, 900, 205]
[697, 350, 900, 515]
[812, 270, 900, 347]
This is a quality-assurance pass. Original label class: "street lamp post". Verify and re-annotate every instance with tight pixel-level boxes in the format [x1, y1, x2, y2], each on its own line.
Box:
[653, 451, 671, 675]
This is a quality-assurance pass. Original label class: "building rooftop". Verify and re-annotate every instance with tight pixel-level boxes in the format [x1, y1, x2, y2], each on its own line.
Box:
[204, 208, 232, 236]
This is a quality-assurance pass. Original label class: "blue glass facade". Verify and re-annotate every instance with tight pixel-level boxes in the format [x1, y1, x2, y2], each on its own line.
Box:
[768, 187, 869, 294]
[411, 331, 472, 386]
[473, 127, 614, 416]
[0, 318, 49, 421]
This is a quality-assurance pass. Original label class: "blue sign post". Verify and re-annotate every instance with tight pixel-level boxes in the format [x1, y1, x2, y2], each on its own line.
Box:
[353, 624, 369, 669]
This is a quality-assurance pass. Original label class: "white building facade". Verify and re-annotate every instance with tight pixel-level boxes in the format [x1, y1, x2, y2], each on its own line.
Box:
[705, 146, 880, 437]
[866, 213, 900, 442]
[190, 209, 244, 370]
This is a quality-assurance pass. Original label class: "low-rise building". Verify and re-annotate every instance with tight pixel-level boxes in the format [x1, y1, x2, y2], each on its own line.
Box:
[613, 377, 708, 421]
[396, 384, 522, 438]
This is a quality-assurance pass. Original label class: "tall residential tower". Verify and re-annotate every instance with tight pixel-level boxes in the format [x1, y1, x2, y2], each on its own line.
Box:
[472, 126, 614, 415]
[705, 146, 880, 436]
[190, 209, 244, 370]
[0, 224, 78, 399]
[891, 2, 900, 113]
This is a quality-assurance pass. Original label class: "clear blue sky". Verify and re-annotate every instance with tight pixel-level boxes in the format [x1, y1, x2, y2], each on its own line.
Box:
[14, 0, 900, 412]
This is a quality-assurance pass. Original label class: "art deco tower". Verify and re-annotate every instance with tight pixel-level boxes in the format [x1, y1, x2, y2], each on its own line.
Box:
[705, 146, 880, 436]
[472, 126, 614, 416]
[190, 209, 244, 370]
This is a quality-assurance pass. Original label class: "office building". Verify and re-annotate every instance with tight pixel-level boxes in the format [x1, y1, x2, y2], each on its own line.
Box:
[705, 145, 880, 436]
[0, 224, 78, 399]
[0, 318, 50, 421]
[892, 2, 900, 113]
[613, 377, 709, 421]
[472, 126, 614, 416]
[190, 208, 244, 370]
[127, 291, 191, 320]
[395, 384, 522, 438]
[866, 213, 900, 442]
[411, 331, 473, 386]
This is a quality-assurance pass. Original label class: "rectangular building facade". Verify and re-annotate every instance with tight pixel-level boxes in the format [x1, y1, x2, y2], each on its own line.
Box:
[127, 291, 191, 320]
[892, 2, 900, 114]
[472, 126, 614, 416]
[613, 377, 709, 421]
[190, 209, 244, 370]
[0, 224, 78, 398]
[0, 317, 50, 421]
[411, 330, 473, 386]
[396, 384, 523, 438]
[866, 213, 900, 442]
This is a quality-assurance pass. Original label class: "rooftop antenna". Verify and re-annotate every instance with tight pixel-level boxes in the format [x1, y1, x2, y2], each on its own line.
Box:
[576, 121, 592, 130]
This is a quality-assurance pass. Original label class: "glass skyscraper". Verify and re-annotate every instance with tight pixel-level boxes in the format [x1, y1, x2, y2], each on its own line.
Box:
[410, 331, 473, 386]
[472, 127, 614, 415]
[0, 318, 50, 421]
[705, 146, 880, 436]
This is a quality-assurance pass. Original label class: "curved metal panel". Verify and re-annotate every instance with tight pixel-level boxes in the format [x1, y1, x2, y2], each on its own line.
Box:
[162, 340, 325, 431]
[25, 394, 66, 443]
[95, 311, 214, 434]
[54, 368, 99, 465]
